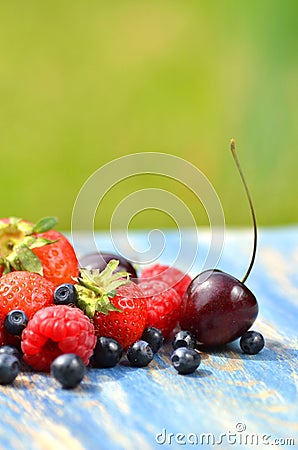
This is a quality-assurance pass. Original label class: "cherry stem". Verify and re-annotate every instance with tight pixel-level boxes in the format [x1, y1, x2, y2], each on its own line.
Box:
[230, 139, 257, 284]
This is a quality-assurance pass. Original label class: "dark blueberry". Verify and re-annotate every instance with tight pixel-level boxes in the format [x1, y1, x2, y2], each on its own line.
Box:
[4, 310, 28, 336]
[54, 283, 78, 306]
[51, 354, 86, 389]
[127, 340, 154, 367]
[0, 345, 21, 361]
[141, 327, 164, 353]
[90, 337, 123, 368]
[171, 347, 201, 375]
[0, 354, 20, 384]
[240, 331, 265, 354]
[172, 330, 197, 350]
[79, 252, 138, 281]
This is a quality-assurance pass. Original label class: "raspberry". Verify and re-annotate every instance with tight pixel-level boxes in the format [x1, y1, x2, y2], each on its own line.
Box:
[140, 264, 191, 299]
[21, 305, 96, 372]
[138, 280, 182, 338]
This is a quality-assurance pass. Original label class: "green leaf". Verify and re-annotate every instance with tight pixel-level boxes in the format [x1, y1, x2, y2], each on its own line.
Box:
[31, 217, 58, 234]
[108, 289, 116, 298]
[8, 256, 22, 271]
[14, 244, 43, 275]
[25, 237, 57, 249]
[0, 258, 11, 274]
[3, 265, 11, 275]
[85, 303, 96, 318]
[74, 259, 133, 318]
[74, 264, 125, 319]
[78, 292, 122, 317]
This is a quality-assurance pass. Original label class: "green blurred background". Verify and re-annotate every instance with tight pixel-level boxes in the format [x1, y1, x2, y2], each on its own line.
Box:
[0, 0, 297, 230]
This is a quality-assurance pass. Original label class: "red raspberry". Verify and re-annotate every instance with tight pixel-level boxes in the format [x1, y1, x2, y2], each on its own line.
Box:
[21, 305, 96, 372]
[138, 280, 182, 338]
[140, 264, 191, 299]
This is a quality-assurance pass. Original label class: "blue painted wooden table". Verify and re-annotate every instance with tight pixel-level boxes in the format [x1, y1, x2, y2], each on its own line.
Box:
[0, 228, 297, 450]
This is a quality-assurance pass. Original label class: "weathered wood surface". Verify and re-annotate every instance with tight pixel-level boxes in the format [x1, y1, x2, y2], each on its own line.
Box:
[0, 228, 297, 450]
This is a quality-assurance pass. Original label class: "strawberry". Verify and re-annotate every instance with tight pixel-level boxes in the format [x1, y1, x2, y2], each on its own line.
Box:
[0, 216, 78, 286]
[21, 305, 96, 372]
[138, 279, 182, 338]
[0, 271, 55, 320]
[32, 230, 79, 286]
[75, 260, 147, 349]
[140, 263, 191, 299]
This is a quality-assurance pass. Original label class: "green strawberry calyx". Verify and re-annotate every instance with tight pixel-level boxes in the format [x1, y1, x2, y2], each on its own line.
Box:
[74, 260, 130, 319]
[0, 216, 58, 275]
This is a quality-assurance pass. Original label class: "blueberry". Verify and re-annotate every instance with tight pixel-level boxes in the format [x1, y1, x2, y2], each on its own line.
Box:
[51, 354, 86, 389]
[141, 327, 164, 353]
[4, 310, 28, 336]
[0, 354, 20, 384]
[0, 345, 21, 361]
[90, 337, 123, 368]
[54, 283, 77, 306]
[172, 330, 197, 350]
[171, 347, 201, 375]
[127, 340, 154, 367]
[240, 331, 265, 354]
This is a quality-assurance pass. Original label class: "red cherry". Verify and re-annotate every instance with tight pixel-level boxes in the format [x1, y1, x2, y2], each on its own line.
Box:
[180, 270, 258, 346]
[179, 140, 260, 347]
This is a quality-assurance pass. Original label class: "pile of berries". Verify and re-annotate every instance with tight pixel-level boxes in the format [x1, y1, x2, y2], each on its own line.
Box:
[0, 216, 265, 389]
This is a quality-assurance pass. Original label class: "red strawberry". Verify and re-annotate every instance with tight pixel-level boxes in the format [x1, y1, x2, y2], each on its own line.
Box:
[75, 260, 147, 349]
[140, 264, 191, 299]
[21, 305, 96, 372]
[32, 230, 78, 286]
[0, 271, 55, 320]
[138, 279, 182, 337]
[93, 283, 147, 349]
[0, 216, 78, 286]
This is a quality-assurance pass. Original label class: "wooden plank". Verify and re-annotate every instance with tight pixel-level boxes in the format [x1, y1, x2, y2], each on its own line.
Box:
[0, 228, 297, 450]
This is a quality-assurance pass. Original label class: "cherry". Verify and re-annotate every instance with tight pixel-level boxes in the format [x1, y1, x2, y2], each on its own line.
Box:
[180, 270, 258, 346]
[79, 252, 138, 281]
[180, 140, 259, 347]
